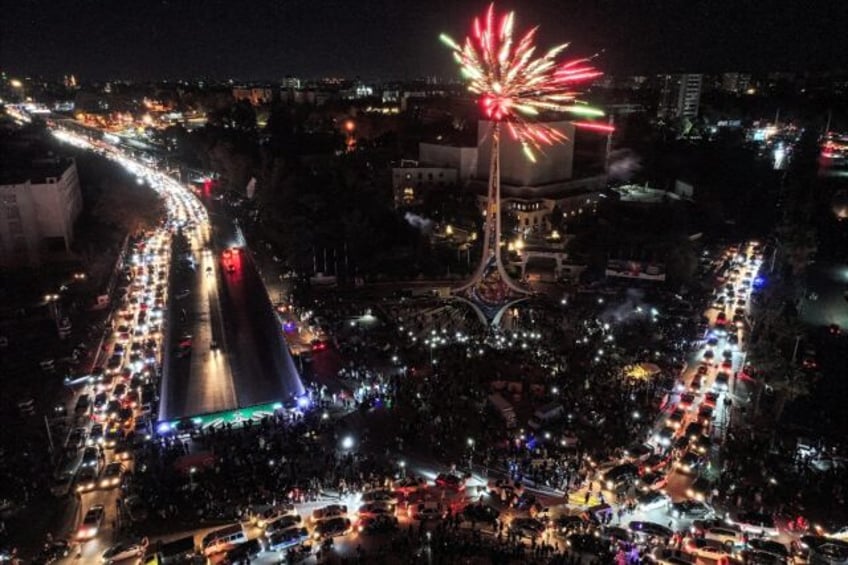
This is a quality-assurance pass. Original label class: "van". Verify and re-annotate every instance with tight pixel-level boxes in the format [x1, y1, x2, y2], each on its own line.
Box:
[487, 394, 517, 428]
[201, 524, 247, 555]
[156, 535, 196, 564]
[528, 403, 565, 429]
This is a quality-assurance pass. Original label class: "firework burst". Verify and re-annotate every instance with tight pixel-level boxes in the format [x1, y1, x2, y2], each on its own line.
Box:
[441, 4, 605, 161]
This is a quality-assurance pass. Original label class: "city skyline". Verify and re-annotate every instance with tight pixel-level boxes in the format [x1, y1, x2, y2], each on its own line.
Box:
[1, 0, 846, 81]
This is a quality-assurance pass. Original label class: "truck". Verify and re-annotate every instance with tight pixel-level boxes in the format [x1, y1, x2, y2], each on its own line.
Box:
[528, 403, 565, 430]
[487, 394, 517, 428]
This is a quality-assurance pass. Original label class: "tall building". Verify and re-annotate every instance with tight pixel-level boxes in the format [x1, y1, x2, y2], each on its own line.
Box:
[657, 73, 703, 120]
[0, 158, 83, 266]
[721, 72, 751, 94]
[281, 76, 301, 90]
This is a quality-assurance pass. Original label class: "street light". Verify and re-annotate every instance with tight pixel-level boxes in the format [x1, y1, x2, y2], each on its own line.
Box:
[341, 436, 354, 450]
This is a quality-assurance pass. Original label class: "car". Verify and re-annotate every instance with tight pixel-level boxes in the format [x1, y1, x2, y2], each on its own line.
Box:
[253, 503, 297, 528]
[509, 518, 546, 539]
[670, 500, 714, 520]
[679, 393, 696, 409]
[636, 472, 668, 492]
[104, 425, 123, 448]
[357, 514, 399, 534]
[675, 451, 703, 474]
[667, 410, 686, 430]
[747, 539, 790, 560]
[641, 453, 671, 474]
[704, 526, 745, 548]
[487, 478, 523, 499]
[691, 434, 712, 456]
[88, 424, 104, 446]
[99, 462, 124, 489]
[684, 538, 732, 562]
[684, 422, 704, 441]
[75, 467, 98, 493]
[76, 505, 105, 540]
[686, 477, 714, 503]
[461, 504, 500, 527]
[361, 489, 399, 505]
[66, 428, 87, 451]
[656, 426, 676, 447]
[689, 377, 703, 393]
[266, 526, 309, 551]
[357, 502, 395, 519]
[312, 517, 351, 540]
[552, 515, 590, 537]
[728, 511, 779, 537]
[435, 473, 466, 491]
[691, 518, 729, 536]
[602, 463, 639, 491]
[311, 504, 347, 523]
[624, 443, 654, 463]
[81, 446, 99, 468]
[409, 503, 446, 521]
[392, 476, 427, 496]
[75, 395, 91, 414]
[50, 472, 74, 498]
[702, 392, 719, 408]
[113, 440, 132, 461]
[716, 312, 727, 326]
[102, 540, 147, 564]
[697, 405, 714, 426]
[629, 521, 673, 543]
[265, 513, 302, 534]
[636, 491, 671, 512]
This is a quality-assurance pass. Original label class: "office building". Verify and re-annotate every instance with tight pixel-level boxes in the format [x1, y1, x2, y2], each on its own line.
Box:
[0, 158, 83, 266]
[657, 73, 703, 120]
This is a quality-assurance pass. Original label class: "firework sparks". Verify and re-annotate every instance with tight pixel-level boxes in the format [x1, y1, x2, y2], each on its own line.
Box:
[441, 4, 606, 159]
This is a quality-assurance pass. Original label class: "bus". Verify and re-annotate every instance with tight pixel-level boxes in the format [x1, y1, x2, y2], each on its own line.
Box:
[201, 524, 247, 556]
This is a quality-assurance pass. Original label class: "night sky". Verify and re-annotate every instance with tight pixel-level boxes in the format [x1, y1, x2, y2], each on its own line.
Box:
[1, 0, 845, 81]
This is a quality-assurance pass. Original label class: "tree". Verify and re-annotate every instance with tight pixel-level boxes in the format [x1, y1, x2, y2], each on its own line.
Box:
[767, 368, 810, 423]
[93, 180, 165, 235]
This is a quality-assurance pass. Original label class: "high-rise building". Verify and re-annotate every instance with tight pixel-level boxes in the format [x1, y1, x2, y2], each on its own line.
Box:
[0, 158, 83, 266]
[721, 72, 751, 94]
[281, 76, 301, 90]
[657, 73, 703, 120]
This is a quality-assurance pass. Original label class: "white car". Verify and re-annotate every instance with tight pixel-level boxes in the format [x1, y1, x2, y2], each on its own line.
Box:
[635, 491, 671, 512]
[685, 538, 731, 561]
[704, 526, 744, 548]
[728, 512, 779, 537]
[102, 539, 147, 563]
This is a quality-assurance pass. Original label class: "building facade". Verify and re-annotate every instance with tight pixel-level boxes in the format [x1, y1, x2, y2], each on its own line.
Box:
[0, 158, 83, 266]
[232, 87, 273, 106]
[391, 160, 458, 207]
[657, 73, 703, 120]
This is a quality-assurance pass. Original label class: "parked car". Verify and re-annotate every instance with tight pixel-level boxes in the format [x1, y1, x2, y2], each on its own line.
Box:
[312, 517, 351, 540]
[728, 511, 779, 537]
[670, 500, 714, 520]
[102, 539, 147, 564]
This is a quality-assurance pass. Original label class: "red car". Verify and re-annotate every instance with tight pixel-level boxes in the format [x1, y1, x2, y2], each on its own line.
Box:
[435, 473, 466, 491]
